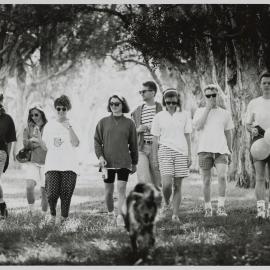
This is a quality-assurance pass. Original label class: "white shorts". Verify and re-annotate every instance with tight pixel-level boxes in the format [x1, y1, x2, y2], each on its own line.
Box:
[22, 163, 45, 188]
[158, 145, 189, 178]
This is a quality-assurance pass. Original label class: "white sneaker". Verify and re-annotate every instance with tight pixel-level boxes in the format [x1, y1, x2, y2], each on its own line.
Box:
[217, 206, 228, 217]
[204, 208, 213, 217]
[116, 215, 125, 227]
[256, 210, 266, 219]
[172, 215, 180, 223]
[39, 215, 56, 228]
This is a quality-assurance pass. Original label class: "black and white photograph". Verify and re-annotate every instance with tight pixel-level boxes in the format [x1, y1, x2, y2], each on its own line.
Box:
[0, 1, 270, 266]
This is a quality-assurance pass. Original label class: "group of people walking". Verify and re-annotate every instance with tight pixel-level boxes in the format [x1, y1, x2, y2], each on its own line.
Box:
[0, 94, 80, 226]
[0, 71, 270, 227]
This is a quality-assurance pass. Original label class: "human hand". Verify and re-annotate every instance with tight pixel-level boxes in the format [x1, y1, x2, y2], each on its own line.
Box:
[99, 156, 107, 168]
[251, 127, 259, 137]
[228, 154, 232, 165]
[187, 155, 192, 168]
[62, 120, 72, 130]
[137, 125, 148, 133]
[131, 164, 137, 174]
[29, 137, 39, 143]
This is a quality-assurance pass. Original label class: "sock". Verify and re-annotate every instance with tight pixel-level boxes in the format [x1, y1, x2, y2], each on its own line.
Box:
[218, 197, 226, 208]
[28, 204, 35, 212]
[205, 201, 212, 209]
[257, 200, 265, 211]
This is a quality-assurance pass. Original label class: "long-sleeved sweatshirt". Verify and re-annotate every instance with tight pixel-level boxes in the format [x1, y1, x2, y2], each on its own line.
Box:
[94, 114, 138, 169]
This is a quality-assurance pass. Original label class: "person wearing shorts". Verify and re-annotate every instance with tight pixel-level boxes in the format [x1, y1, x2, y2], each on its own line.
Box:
[151, 88, 192, 223]
[193, 84, 234, 217]
[0, 93, 16, 219]
[22, 104, 48, 214]
[94, 94, 138, 227]
[246, 71, 270, 219]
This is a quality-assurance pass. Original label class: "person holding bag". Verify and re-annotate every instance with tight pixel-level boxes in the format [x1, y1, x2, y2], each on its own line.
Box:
[22, 104, 48, 214]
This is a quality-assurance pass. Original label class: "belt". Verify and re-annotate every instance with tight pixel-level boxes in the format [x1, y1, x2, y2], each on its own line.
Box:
[144, 140, 153, 144]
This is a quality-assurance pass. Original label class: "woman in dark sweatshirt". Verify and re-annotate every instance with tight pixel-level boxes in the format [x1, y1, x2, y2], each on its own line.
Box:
[94, 94, 138, 227]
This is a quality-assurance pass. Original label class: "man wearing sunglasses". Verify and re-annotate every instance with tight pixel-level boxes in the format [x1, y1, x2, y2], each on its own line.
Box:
[193, 84, 234, 217]
[131, 81, 162, 189]
[0, 93, 16, 219]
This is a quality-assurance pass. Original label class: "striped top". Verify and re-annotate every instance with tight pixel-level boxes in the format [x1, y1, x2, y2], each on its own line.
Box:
[141, 104, 156, 141]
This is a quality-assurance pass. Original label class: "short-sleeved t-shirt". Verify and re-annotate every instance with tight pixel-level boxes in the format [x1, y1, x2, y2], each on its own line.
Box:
[245, 96, 270, 130]
[0, 113, 16, 151]
[42, 119, 79, 174]
[193, 107, 234, 154]
[151, 110, 192, 155]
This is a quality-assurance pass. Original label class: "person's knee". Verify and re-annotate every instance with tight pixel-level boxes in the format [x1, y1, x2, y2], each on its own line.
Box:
[117, 182, 127, 194]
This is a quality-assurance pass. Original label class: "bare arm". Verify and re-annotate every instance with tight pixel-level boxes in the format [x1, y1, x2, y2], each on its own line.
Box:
[68, 126, 80, 147]
[7, 142, 12, 156]
[224, 129, 233, 153]
[194, 107, 211, 131]
[184, 133, 192, 167]
[152, 136, 159, 166]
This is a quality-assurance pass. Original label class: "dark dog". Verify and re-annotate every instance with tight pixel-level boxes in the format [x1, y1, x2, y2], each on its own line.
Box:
[122, 183, 162, 260]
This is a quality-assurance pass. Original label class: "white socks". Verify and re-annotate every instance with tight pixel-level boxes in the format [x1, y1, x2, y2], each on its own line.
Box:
[28, 203, 35, 212]
[205, 201, 212, 209]
[218, 197, 226, 208]
[257, 200, 265, 211]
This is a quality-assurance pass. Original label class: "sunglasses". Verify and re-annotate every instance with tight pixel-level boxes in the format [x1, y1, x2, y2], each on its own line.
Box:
[139, 90, 153, 95]
[31, 114, 40, 117]
[109, 102, 121, 107]
[165, 101, 178, 105]
[205, 94, 217, 98]
[56, 107, 67, 112]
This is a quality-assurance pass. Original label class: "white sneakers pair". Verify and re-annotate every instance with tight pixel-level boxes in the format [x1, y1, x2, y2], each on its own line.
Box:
[256, 207, 270, 219]
[204, 206, 228, 217]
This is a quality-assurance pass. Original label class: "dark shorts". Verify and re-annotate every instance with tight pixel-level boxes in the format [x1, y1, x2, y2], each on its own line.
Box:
[198, 152, 228, 170]
[104, 168, 131, 184]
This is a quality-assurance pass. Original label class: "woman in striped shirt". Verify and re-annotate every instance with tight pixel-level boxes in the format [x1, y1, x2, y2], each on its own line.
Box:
[151, 88, 192, 223]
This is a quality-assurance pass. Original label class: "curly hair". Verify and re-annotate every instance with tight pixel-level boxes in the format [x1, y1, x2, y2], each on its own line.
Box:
[54, 95, 72, 111]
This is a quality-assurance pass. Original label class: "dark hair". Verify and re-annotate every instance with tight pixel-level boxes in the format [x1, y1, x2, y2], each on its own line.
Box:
[107, 95, 130, 113]
[27, 108, 47, 128]
[142, 81, 157, 94]
[259, 71, 270, 82]
[162, 88, 182, 111]
[54, 95, 72, 110]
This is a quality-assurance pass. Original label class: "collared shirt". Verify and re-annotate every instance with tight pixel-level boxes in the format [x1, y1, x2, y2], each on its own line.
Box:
[151, 110, 192, 155]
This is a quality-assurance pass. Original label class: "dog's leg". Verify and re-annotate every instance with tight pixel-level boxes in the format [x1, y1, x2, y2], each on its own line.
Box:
[130, 234, 137, 252]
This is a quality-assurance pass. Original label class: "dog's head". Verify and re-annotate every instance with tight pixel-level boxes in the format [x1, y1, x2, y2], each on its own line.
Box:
[123, 183, 162, 225]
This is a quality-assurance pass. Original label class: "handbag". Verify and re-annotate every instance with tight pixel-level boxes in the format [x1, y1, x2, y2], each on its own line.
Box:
[16, 148, 32, 163]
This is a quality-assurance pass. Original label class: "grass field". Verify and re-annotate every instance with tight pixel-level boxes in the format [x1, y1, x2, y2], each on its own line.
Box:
[0, 167, 270, 265]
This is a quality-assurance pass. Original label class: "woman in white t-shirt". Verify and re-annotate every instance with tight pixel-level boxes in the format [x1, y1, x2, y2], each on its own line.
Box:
[39, 95, 80, 225]
[246, 71, 270, 219]
[151, 88, 192, 223]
